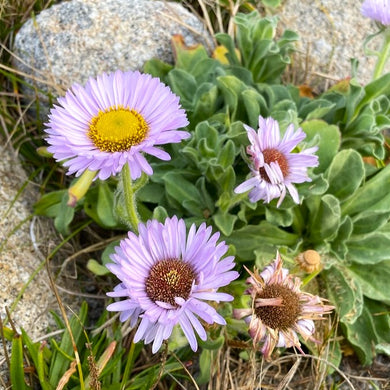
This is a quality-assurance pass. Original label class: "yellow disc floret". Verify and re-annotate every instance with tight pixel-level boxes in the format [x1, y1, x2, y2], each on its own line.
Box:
[88, 105, 148, 152]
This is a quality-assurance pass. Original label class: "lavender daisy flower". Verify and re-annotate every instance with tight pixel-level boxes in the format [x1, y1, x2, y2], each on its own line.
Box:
[234, 116, 318, 207]
[106, 216, 239, 353]
[45, 70, 189, 181]
[234, 253, 334, 360]
[362, 0, 390, 26]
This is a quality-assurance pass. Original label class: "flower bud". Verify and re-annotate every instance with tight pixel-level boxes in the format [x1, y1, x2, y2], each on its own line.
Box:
[296, 250, 322, 273]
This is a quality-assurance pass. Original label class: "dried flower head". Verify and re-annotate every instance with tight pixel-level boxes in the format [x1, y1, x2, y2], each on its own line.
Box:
[235, 116, 318, 207]
[45, 70, 189, 181]
[296, 250, 322, 273]
[234, 252, 333, 360]
[362, 0, 390, 26]
[106, 216, 239, 353]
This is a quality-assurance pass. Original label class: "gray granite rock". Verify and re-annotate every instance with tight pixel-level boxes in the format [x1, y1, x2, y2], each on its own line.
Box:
[0, 145, 53, 381]
[278, 0, 383, 91]
[12, 0, 212, 117]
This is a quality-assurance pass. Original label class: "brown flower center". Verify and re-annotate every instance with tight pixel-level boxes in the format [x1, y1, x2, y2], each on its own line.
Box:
[255, 284, 300, 330]
[145, 259, 196, 307]
[259, 148, 289, 183]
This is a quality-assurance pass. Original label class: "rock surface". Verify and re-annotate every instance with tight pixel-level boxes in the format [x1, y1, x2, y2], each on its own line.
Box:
[12, 0, 212, 116]
[278, 0, 382, 90]
[0, 144, 54, 381]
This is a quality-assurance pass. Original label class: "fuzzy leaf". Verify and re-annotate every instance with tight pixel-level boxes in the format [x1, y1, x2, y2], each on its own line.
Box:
[352, 210, 390, 235]
[301, 120, 341, 173]
[306, 194, 341, 242]
[299, 99, 336, 120]
[84, 182, 117, 229]
[347, 232, 390, 264]
[349, 261, 390, 305]
[226, 221, 298, 260]
[54, 191, 75, 236]
[34, 190, 67, 218]
[326, 149, 364, 201]
[341, 306, 378, 365]
[213, 212, 237, 236]
[323, 266, 363, 324]
[341, 162, 390, 216]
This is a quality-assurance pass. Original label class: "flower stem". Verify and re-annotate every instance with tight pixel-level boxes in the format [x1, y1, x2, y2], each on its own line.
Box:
[373, 29, 390, 80]
[122, 163, 140, 233]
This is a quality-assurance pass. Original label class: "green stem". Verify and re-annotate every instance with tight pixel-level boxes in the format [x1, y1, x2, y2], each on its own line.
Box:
[120, 340, 136, 390]
[373, 29, 390, 80]
[122, 163, 140, 233]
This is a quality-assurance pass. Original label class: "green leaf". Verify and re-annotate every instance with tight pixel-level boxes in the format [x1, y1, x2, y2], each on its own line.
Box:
[323, 266, 363, 324]
[152, 205, 169, 223]
[326, 150, 364, 201]
[143, 58, 172, 79]
[54, 191, 75, 236]
[212, 212, 237, 236]
[226, 221, 298, 260]
[301, 120, 341, 173]
[331, 216, 353, 260]
[196, 349, 212, 385]
[34, 190, 67, 218]
[347, 232, 390, 264]
[198, 334, 225, 350]
[265, 206, 293, 227]
[173, 38, 210, 71]
[217, 140, 236, 169]
[299, 99, 336, 120]
[353, 72, 390, 120]
[341, 306, 377, 365]
[49, 302, 88, 386]
[218, 166, 236, 193]
[87, 259, 111, 276]
[21, 329, 52, 390]
[365, 299, 390, 345]
[306, 194, 341, 242]
[135, 183, 164, 204]
[352, 210, 390, 235]
[10, 334, 29, 390]
[163, 172, 203, 217]
[341, 164, 390, 216]
[101, 240, 120, 267]
[261, 0, 282, 6]
[84, 182, 117, 229]
[167, 69, 197, 108]
[192, 84, 219, 124]
[242, 89, 269, 128]
[349, 261, 390, 304]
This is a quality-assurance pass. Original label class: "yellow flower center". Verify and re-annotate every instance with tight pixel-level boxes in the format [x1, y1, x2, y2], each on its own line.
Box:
[88, 106, 148, 152]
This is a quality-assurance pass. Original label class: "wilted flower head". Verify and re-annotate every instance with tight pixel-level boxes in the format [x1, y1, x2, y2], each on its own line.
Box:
[234, 253, 333, 360]
[235, 116, 318, 207]
[106, 216, 239, 353]
[45, 70, 189, 181]
[361, 0, 390, 26]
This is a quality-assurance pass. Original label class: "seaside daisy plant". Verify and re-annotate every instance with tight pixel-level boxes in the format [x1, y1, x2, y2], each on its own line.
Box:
[29, 8, 390, 386]
[106, 216, 239, 353]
